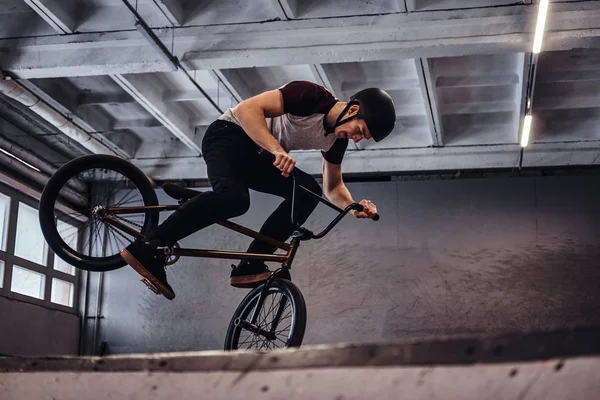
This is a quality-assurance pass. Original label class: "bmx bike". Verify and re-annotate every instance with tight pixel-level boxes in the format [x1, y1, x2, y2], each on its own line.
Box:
[38, 153, 378, 351]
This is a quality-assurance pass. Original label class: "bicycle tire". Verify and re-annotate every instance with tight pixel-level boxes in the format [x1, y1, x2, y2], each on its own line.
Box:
[39, 154, 159, 272]
[224, 278, 307, 350]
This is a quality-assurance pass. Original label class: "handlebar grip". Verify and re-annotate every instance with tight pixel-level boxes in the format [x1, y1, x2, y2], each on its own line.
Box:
[258, 148, 298, 179]
[353, 203, 379, 221]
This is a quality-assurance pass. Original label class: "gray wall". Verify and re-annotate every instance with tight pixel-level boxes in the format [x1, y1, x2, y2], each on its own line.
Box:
[94, 175, 600, 354]
[0, 296, 79, 356]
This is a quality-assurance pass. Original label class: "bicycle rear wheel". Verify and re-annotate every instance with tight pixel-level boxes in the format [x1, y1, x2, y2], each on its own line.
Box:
[39, 154, 159, 272]
[224, 278, 306, 351]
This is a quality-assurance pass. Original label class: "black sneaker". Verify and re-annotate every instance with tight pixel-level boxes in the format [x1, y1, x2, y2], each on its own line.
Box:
[230, 261, 272, 288]
[121, 240, 175, 300]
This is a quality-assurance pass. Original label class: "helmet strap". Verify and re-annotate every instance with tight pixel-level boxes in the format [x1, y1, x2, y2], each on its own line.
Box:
[325, 101, 359, 136]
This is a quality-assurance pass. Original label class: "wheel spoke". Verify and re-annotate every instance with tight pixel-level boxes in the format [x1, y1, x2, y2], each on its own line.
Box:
[89, 221, 104, 256]
[229, 284, 302, 351]
[274, 326, 292, 336]
[238, 333, 254, 347]
[106, 224, 128, 256]
[114, 189, 140, 207]
[269, 295, 289, 332]
[106, 225, 116, 256]
[94, 175, 114, 207]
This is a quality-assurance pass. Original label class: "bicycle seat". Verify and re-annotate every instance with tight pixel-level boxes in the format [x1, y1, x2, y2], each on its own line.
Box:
[162, 183, 201, 201]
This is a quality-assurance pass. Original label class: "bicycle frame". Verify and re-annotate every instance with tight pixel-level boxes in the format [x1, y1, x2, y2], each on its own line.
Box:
[97, 170, 371, 343]
[100, 172, 363, 269]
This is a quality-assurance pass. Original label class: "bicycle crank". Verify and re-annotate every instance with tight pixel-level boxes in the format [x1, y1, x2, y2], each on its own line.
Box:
[234, 318, 277, 341]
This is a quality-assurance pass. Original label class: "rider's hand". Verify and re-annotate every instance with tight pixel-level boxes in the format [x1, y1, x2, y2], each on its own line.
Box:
[273, 150, 296, 177]
[351, 199, 378, 219]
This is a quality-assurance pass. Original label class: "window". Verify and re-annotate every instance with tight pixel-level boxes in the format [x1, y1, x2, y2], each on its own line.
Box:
[0, 182, 79, 312]
[53, 220, 77, 276]
[11, 265, 45, 300]
[14, 202, 48, 266]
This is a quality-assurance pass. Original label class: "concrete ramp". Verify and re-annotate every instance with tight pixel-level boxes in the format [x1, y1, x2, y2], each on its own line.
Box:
[2, 327, 600, 399]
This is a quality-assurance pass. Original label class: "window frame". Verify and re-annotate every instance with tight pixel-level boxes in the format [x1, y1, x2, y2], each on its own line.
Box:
[0, 180, 79, 314]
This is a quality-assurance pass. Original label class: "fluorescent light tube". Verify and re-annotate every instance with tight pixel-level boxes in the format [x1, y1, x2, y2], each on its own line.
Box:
[533, 0, 549, 54]
[0, 148, 41, 172]
[521, 115, 532, 147]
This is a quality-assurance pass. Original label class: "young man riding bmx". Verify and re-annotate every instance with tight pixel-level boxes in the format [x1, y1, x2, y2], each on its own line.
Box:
[121, 80, 397, 300]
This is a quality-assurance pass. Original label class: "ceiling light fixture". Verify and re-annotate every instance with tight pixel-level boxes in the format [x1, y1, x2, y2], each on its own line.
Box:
[0, 147, 41, 172]
[520, 114, 532, 148]
[533, 0, 550, 54]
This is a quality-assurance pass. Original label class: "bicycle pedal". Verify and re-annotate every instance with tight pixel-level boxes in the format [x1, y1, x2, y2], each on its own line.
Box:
[141, 278, 161, 295]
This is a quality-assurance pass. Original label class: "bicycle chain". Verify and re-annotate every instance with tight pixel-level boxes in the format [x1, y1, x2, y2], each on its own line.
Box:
[102, 212, 141, 245]
[105, 221, 133, 246]
[112, 212, 144, 230]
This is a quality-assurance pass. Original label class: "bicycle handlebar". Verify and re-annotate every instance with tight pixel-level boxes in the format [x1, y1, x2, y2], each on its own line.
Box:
[257, 149, 380, 239]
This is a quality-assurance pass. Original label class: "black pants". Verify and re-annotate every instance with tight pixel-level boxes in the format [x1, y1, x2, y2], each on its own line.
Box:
[146, 119, 322, 256]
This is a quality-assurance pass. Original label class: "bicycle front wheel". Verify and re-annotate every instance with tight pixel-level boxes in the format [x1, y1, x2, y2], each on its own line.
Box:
[224, 279, 307, 351]
[39, 154, 159, 272]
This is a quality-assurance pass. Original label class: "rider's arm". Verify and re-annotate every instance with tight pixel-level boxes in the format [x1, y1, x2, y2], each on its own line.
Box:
[233, 89, 296, 176]
[232, 89, 286, 154]
[322, 157, 378, 218]
[322, 157, 354, 209]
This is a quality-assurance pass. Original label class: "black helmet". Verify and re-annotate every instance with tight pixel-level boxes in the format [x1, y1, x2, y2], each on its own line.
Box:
[350, 88, 396, 142]
[330, 88, 396, 142]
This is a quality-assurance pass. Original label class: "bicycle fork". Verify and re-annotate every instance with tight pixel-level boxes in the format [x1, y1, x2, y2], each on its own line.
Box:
[235, 239, 301, 341]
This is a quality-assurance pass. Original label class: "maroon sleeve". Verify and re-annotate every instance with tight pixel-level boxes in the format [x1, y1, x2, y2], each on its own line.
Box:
[278, 81, 337, 116]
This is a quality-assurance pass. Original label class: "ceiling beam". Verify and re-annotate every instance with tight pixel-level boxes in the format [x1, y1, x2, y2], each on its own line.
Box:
[111, 118, 164, 129]
[190, 116, 220, 128]
[162, 89, 235, 103]
[133, 137, 201, 159]
[17, 80, 107, 131]
[23, 0, 76, 34]
[15, 79, 132, 158]
[151, 0, 184, 26]
[77, 92, 136, 106]
[342, 78, 421, 93]
[440, 101, 516, 115]
[436, 74, 520, 88]
[268, 0, 295, 19]
[406, 0, 533, 12]
[535, 96, 600, 111]
[5, 2, 600, 79]
[164, 67, 245, 116]
[0, 75, 121, 157]
[133, 141, 600, 181]
[310, 65, 342, 96]
[110, 73, 202, 155]
[210, 69, 253, 102]
[536, 70, 600, 83]
[415, 58, 443, 147]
